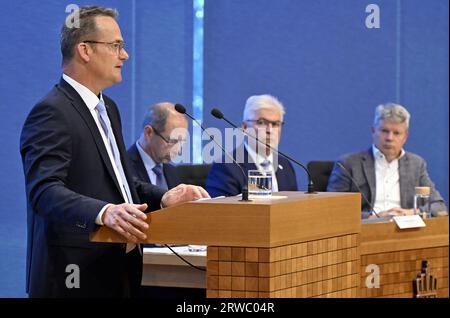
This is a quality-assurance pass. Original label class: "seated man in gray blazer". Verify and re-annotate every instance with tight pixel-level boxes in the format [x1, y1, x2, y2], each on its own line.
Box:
[327, 103, 447, 219]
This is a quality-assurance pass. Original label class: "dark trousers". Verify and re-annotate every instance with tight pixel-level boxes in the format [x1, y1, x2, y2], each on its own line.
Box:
[124, 246, 143, 298]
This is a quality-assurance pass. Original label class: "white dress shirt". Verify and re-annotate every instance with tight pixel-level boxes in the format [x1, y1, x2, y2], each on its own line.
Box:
[62, 74, 132, 225]
[372, 144, 405, 213]
[245, 143, 279, 192]
[135, 141, 165, 186]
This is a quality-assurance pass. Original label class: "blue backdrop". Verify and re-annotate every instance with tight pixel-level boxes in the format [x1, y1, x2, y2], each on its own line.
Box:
[0, 0, 447, 297]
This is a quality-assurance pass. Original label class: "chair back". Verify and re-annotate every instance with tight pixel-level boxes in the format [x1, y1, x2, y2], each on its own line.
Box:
[174, 164, 212, 188]
[307, 161, 335, 192]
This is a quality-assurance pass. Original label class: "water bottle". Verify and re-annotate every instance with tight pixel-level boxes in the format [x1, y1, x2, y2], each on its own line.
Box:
[414, 186, 431, 219]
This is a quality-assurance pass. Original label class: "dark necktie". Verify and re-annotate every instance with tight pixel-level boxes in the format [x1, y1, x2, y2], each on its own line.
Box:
[261, 159, 279, 192]
[152, 164, 168, 190]
[260, 159, 271, 171]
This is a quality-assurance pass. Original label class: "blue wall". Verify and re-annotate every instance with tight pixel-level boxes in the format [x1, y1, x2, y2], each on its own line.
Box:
[0, 0, 447, 297]
[203, 0, 448, 198]
[0, 0, 192, 297]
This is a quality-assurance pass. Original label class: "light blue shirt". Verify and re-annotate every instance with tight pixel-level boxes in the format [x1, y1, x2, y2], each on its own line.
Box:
[135, 141, 167, 186]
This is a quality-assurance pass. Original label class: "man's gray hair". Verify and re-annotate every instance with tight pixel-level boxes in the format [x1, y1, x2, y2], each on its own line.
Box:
[374, 102, 411, 129]
[61, 6, 118, 65]
[243, 94, 286, 121]
[142, 103, 171, 132]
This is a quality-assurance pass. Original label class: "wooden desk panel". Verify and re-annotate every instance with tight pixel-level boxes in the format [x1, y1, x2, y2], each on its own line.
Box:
[142, 217, 449, 298]
[360, 217, 449, 298]
[206, 234, 360, 298]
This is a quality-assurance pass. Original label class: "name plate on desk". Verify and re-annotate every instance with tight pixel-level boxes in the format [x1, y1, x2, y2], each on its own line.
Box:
[393, 215, 426, 229]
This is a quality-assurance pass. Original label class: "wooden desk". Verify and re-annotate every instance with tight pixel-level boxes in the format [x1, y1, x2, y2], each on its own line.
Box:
[92, 193, 447, 298]
[360, 217, 448, 298]
[142, 246, 206, 289]
[142, 217, 449, 298]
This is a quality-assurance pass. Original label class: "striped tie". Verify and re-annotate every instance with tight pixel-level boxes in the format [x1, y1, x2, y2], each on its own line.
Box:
[96, 100, 137, 253]
[95, 100, 133, 204]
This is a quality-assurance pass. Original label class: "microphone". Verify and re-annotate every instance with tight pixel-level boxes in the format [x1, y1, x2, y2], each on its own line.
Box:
[335, 162, 380, 218]
[211, 107, 316, 194]
[174, 104, 251, 201]
[174, 103, 186, 114]
[211, 108, 238, 128]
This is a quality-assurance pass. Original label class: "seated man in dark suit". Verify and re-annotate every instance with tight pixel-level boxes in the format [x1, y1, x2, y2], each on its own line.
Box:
[128, 102, 187, 190]
[206, 94, 298, 197]
[327, 103, 447, 219]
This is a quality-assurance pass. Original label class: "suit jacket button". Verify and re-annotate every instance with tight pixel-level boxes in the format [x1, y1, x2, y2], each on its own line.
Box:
[76, 222, 87, 229]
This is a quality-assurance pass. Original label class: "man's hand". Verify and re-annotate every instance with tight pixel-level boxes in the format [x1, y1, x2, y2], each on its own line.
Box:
[102, 203, 149, 243]
[368, 208, 415, 219]
[161, 184, 210, 208]
[379, 208, 414, 217]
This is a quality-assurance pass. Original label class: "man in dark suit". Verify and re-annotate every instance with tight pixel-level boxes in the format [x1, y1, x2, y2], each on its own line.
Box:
[20, 6, 208, 298]
[128, 102, 187, 190]
[206, 94, 298, 197]
[327, 103, 447, 219]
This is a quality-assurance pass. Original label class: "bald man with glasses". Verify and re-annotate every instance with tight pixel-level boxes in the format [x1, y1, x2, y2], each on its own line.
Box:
[128, 102, 188, 190]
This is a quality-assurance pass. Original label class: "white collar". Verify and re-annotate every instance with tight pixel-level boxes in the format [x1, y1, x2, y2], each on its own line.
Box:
[372, 144, 405, 162]
[136, 140, 158, 170]
[62, 73, 103, 111]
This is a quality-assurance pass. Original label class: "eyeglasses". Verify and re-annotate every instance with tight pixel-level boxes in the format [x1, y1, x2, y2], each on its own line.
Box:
[245, 118, 284, 128]
[151, 125, 185, 146]
[83, 40, 126, 55]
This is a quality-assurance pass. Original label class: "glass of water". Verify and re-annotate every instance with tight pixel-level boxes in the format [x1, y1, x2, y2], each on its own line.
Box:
[248, 170, 272, 197]
[414, 186, 431, 219]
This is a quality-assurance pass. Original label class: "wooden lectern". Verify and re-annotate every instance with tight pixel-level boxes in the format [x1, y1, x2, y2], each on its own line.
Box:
[91, 191, 362, 298]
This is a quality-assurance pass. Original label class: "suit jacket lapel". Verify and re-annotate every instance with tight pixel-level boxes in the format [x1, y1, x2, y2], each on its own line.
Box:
[163, 164, 181, 189]
[275, 159, 288, 189]
[361, 149, 376, 205]
[398, 154, 410, 208]
[57, 79, 123, 197]
[129, 144, 151, 183]
[242, 147, 257, 177]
